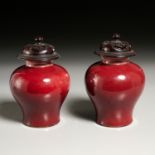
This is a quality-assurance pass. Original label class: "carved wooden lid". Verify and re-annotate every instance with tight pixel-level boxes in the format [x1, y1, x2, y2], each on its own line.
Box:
[18, 37, 60, 61]
[95, 33, 135, 58]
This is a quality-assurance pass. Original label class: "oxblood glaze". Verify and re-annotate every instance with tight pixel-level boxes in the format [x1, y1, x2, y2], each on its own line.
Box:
[10, 63, 70, 127]
[85, 60, 145, 127]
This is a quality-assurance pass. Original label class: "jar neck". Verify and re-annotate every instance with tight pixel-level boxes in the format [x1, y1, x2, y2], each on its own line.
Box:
[101, 56, 129, 65]
[25, 60, 53, 67]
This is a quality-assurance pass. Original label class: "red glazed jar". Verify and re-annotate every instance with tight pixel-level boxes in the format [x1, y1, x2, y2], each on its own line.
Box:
[10, 37, 70, 127]
[85, 34, 145, 127]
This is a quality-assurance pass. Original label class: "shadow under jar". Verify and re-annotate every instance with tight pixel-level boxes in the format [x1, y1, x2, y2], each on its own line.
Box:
[85, 34, 145, 127]
[10, 37, 70, 127]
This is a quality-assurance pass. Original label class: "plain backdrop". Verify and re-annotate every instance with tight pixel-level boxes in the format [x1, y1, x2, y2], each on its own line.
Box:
[0, 4, 155, 155]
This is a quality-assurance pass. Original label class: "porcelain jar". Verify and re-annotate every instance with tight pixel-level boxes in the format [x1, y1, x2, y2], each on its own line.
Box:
[85, 34, 145, 127]
[10, 37, 70, 127]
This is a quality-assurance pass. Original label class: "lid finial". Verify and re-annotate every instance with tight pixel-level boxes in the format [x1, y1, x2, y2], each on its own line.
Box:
[112, 33, 120, 40]
[35, 36, 44, 43]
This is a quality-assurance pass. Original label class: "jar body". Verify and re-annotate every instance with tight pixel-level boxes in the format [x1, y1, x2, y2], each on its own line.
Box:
[10, 62, 70, 127]
[85, 58, 145, 127]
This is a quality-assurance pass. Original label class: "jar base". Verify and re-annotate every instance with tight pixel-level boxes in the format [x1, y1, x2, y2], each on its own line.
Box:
[97, 119, 133, 128]
[23, 119, 60, 128]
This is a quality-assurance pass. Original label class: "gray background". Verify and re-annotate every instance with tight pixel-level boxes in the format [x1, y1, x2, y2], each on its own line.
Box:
[0, 5, 155, 155]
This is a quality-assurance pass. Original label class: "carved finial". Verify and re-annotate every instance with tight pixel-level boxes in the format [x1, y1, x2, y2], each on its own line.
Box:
[35, 36, 44, 43]
[112, 33, 120, 40]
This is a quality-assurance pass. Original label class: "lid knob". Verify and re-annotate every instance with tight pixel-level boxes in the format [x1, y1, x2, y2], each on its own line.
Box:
[35, 36, 44, 43]
[112, 33, 120, 40]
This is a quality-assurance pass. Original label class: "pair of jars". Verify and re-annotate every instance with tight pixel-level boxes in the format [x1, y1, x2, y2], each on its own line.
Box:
[10, 34, 145, 128]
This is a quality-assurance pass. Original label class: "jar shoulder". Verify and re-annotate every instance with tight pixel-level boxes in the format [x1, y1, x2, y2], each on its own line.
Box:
[86, 61, 145, 76]
[85, 61, 145, 93]
[11, 64, 69, 75]
[10, 64, 70, 82]
[10, 64, 70, 93]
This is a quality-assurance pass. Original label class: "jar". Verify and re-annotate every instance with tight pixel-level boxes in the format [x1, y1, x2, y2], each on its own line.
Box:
[85, 34, 145, 127]
[10, 37, 70, 127]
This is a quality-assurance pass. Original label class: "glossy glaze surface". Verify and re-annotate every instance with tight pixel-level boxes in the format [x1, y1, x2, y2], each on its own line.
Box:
[85, 60, 145, 127]
[10, 63, 70, 127]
